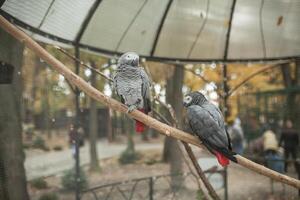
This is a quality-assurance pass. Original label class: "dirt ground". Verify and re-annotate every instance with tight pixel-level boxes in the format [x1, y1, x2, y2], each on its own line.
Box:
[28, 148, 299, 200]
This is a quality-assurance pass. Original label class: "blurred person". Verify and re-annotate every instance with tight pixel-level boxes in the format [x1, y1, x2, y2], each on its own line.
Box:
[279, 120, 299, 172]
[78, 126, 85, 146]
[263, 125, 278, 155]
[228, 117, 244, 155]
[263, 128, 284, 173]
[68, 124, 76, 157]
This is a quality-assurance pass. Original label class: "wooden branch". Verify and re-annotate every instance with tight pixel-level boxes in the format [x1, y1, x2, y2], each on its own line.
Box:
[227, 61, 289, 97]
[153, 108, 209, 200]
[182, 142, 220, 200]
[64, 76, 77, 93]
[54, 46, 113, 82]
[2, 15, 300, 189]
[152, 109, 173, 127]
[157, 96, 220, 200]
[154, 96, 179, 125]
[178, 143, 209, 200]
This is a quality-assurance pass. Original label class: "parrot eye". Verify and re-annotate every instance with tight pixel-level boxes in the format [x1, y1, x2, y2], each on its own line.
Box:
[184, 96, 192, 105]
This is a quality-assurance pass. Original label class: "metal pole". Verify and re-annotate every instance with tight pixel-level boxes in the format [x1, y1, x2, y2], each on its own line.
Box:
[149, 177, 153, 200]
[223, 166, 228, 200]
[223, 64, 229, 200]
[74, 45, 81, 200]
[222, 0, 237, 199]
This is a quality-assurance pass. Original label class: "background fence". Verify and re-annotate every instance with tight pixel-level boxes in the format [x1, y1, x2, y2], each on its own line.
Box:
[80, 171, 226, 200]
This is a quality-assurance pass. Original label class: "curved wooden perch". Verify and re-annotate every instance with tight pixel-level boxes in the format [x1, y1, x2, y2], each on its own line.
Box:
[1, 15, 300, 189]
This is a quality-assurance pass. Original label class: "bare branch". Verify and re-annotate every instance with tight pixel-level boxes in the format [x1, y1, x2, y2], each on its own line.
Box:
[184, 67, 211, 84]
[227, 61, 289, 97]
[54, 46, 113, 82]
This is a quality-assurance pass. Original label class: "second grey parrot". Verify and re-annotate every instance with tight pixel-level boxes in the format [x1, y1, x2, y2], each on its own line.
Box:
[113, 52, 151, 133]
[183, 91, 237, 166]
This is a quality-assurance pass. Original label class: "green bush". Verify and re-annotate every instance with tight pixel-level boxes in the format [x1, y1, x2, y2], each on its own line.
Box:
[38, 193, 59, 200]
[53, 145, 63, 151]
[32, 136, 47, 150]
[30, 178, 48, 189]
[196, 189, 205, 200]
[119, 148, 139, 164]
[23, 143, 31, 149]
[61, 168, 88, 191]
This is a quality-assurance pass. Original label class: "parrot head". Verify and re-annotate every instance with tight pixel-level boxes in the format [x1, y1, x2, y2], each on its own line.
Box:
[183, 91, 207, 107]
[118, 52, 139, 67]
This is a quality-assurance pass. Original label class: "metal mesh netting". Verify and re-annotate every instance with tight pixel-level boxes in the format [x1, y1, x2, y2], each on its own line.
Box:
[238, 88, 300, 141]
[80, 173, 214, 200]
[1, 0, 300, 61]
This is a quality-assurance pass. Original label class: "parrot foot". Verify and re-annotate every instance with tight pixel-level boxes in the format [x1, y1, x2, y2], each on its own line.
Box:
[127, 105, 137, 113]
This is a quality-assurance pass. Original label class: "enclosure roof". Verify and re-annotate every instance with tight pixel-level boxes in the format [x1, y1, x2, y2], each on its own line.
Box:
[1, 0, 300, 63]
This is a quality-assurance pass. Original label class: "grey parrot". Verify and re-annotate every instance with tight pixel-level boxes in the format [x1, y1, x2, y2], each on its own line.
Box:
[113, 52, 151, 133]
[183, 91, 237, 166]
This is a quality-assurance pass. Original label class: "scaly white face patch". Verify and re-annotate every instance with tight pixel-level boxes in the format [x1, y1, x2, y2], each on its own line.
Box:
[184, 95, 192, 105]
[119, 52, 139, 66]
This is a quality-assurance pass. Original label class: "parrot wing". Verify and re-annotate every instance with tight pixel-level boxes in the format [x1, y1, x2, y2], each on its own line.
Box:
[202, 103, 232, 150]
[187, 105, 229, 149]
[140, 68, 151, 113]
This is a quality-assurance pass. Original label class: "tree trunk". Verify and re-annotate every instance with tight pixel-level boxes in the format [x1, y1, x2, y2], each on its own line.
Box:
[44, 72, 51, 138]
[162, 65, 184, 189]
[89, 63, 100, 171]
[281, 63, 299, 124]
[0, 28, 29, 200]
[294, 60, 300, 85]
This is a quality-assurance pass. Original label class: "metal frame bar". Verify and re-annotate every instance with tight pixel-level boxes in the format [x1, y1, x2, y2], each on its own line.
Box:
[223, 0, 237, 60]
[115, 0, 148, 51]
[37, 0, 55, 29]
[222, 1, 237, 200]
[187, 0, 210, 58]
[78, 42, 300, 64]
[150, 0, 173, 56]
[0, 9, 74, 45]
[74, 46, 81, 200]
[75, 0, 102, 44]
[0, 0, 5, 8]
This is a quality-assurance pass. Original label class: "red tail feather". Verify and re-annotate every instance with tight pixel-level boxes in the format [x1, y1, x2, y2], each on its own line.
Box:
[135, 120, 145, 133]
[135, 109, 146, 133]
[214, 151, 229, 167]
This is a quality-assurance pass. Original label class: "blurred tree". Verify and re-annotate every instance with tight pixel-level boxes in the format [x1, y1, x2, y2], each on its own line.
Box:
[280, 61, 300, 124]
[162, 65, 184, 189]
[0, 29, 29, 199]
[88, 61, 100, 171]
[119, 115, 138, 164]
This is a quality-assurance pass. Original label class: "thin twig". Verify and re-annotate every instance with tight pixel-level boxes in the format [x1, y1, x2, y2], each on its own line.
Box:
[54, 46, 113, 82]
[152, 109, 172, 126]
[178, 143, 209, 200]
[182, 142, 220, 200]
[158, 96, 220, 200]
[227, 61, 289, 97]
[64, 76, 77, 93]
[144, 63, 214, 200]
[3, 16, 300, 189]
[184, 67, 211, 84]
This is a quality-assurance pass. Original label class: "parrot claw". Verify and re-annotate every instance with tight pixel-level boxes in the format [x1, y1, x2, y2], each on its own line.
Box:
[127, 105, 137, 113]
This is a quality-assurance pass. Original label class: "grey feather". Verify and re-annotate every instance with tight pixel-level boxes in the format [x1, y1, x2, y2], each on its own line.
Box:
[187, 105, 229, 149]
[113, 54, 151, 113]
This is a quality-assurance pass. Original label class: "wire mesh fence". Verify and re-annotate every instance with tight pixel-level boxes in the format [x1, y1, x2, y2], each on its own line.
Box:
[238, 87, 300, 141]
[80, 171, 226, 200]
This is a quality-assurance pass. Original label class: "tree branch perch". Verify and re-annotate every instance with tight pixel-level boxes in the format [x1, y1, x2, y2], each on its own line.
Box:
[1, 15, 300, 189]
